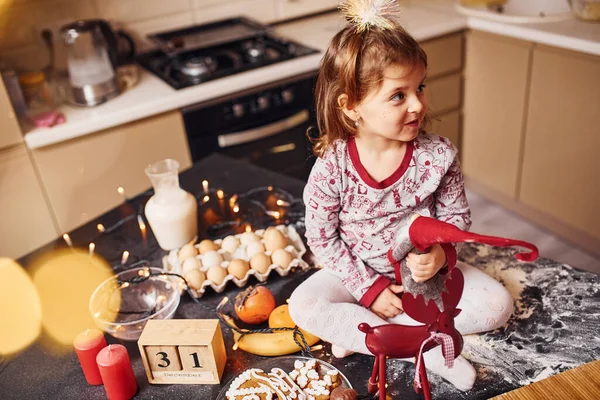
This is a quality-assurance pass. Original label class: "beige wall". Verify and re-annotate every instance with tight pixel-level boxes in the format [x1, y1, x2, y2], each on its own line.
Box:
[0, 0, 282, 71]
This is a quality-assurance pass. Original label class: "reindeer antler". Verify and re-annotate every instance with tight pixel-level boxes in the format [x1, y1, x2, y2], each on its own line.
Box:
[441, 268, 464, 312]
[402, 293, 440, 324]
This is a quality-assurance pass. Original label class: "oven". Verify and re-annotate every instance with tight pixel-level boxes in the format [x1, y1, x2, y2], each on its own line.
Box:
[181, 71, 317, 181]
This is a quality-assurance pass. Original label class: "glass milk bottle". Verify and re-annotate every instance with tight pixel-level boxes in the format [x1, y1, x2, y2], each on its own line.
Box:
[144, 159, 198, 250]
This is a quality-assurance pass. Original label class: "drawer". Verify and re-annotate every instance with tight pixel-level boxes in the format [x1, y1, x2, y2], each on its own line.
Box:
[427, 73, 462, 115]
[0, 78, 24, 150]
[31, 111, 192, 233]
[276, 0, 339, 20]
[0, 145, 57, 258]
[430, 109, 461, 151]
[421, 33, 464, 79]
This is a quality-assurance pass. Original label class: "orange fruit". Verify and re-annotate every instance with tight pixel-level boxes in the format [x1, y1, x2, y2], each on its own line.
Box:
[268, 304, 296, 328]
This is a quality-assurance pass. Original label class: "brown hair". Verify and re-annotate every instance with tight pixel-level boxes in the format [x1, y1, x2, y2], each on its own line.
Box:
[310, 23, 428, 158]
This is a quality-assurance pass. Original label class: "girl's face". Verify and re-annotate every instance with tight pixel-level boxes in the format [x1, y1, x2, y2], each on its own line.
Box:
[353, 63, 428, 143]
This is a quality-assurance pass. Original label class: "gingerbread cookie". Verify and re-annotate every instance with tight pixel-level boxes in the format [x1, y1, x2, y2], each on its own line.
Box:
[225, 360, 345, 400]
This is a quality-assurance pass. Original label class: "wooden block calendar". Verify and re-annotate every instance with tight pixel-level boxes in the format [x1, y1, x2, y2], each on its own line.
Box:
[137, 319, 227, 384]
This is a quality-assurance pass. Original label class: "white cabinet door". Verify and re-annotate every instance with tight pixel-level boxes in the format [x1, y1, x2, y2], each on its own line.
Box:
[32, 111, 192, 233]
[0, 145, 57, 258]
[276, 0, 340, 20]
[0, 79, 24, 150]
[519, 46, 600, 240]
[462, 31, 532, 199]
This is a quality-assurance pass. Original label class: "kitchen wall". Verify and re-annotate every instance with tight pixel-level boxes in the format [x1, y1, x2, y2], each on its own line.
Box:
[0, 0, 306, 71]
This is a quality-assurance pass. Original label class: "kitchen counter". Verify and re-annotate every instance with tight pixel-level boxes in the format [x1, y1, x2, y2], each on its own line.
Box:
[4, 154, 600, 399]
[22, 0, 600, 150]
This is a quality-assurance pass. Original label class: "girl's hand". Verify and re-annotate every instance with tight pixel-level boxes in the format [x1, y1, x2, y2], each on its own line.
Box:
[406, 244, 447, 283]
[369, 284, 404, 320]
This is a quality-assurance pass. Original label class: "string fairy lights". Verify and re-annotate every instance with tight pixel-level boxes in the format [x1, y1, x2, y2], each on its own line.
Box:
[115, 271, 317, 358]
[61, 180, 305, 271]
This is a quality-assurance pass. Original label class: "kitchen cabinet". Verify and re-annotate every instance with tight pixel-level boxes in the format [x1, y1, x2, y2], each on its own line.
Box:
[0, 79, 24, 150]
[519, 45, 600, 241]
[31, 110, 192, 233]
[422, 33, 464, 150]
[421, 33, 463, 79]
[462, 30, 533, 198]
[0, 144, 57, 259]
[431, 109, 461, 149]
[276, 0, 340, 20]
[427, 73, 461, 115]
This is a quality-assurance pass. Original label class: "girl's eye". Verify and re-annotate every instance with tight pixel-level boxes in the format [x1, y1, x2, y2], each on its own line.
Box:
[391, 92, 405, 101]
[417, 84, 427, 93]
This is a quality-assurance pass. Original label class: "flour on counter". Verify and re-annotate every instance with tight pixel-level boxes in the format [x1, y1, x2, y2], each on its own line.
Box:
[345, 244, 600, 400]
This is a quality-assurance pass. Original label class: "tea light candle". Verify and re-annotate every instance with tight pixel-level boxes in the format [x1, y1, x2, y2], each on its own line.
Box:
[202, 180, 209, 194]
[96, 344, 137, 400]
[73, 329, 106, 385]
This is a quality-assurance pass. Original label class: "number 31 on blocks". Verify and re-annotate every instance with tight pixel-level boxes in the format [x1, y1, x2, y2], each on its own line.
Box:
[137, 319, 227, 384]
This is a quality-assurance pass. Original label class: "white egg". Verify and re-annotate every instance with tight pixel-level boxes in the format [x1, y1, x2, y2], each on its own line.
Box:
[202, 250, 224, 268]
[250, 252, 272, 274]
[246, 241, 266, 259]
[221, 235, 240, 253]
[182, 257, 202, 274]
[184, 269, 206, 290]
[240, 231, 260, 245]
[206, 266, 228, 285]
[271, 249, 293, 268]
[178, 243, 198, 261]
[227, 259, 250, 280]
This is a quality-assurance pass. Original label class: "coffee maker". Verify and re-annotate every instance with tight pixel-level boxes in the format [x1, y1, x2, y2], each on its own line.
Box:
[61, 19, 135, 107]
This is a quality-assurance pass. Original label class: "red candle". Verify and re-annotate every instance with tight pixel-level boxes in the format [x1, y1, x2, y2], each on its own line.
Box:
[73, 329, 107, 385]
[96, 344, 138, 400]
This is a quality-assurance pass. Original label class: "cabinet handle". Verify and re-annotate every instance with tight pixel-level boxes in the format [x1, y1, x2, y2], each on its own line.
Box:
[217, 110, 309, 148]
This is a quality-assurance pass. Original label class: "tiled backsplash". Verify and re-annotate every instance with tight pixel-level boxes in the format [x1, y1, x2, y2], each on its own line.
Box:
[0, 0, 284, 70]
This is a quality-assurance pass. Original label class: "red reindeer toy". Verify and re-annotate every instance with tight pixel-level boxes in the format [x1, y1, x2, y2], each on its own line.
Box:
[359, 216, 539, 400]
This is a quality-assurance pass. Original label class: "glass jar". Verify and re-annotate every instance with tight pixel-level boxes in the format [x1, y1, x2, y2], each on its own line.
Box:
[569, 0, 600, 21]
[18, 71, 53, 113]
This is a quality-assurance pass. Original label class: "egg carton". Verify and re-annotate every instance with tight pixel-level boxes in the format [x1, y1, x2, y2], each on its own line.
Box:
[162, 225, 310, 298]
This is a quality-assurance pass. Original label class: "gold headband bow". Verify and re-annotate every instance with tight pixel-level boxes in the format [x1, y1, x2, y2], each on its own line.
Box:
[339, 0, 401, 33]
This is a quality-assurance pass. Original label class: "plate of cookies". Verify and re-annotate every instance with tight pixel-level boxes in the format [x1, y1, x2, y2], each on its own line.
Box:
[162, 225, 310, 298]
[217, 356, 356, 400]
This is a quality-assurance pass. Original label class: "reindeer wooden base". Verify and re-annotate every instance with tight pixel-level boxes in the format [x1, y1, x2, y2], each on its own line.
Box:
[358, 268, 465, 400]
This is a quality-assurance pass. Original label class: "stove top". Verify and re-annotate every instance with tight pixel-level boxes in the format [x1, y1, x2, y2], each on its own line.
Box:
[137, 18, 319, 90]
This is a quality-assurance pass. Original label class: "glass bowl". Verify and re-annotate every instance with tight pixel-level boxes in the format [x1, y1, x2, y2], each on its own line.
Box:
[89, 267, 180, 341]
[216, 356, 353, 400]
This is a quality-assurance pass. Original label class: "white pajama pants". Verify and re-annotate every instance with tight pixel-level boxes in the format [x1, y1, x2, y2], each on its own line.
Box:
[289, 261, 513, 355]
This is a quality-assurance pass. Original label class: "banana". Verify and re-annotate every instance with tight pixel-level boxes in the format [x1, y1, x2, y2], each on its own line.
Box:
[221, 313, 321, 357]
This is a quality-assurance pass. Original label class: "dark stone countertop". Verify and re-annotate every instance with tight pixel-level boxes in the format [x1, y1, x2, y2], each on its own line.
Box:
[2, 154, 599, 400]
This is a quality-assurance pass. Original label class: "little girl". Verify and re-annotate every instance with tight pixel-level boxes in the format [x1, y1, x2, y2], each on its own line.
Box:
[288, 0, 513, 392]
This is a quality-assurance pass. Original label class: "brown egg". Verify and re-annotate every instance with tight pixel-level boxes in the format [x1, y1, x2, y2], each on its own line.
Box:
[182, 257, 202, 274]
[206, 266, 228, 285]
[227, 259, 250, 280]
[198, 239, 219, 254]
[250, 252, 272, 274]
[264, 229, 287, 251]
[184, 269, 206, 290]
[271, 249, 293, 268]
[264, 226, 280, 238]
[178, 243, 198, 261]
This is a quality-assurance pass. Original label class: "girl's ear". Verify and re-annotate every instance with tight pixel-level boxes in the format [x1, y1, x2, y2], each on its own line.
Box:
[337, 93, 359, 121]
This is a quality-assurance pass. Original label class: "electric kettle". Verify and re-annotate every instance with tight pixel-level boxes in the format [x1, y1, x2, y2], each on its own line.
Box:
[61, 19, 135, 107]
